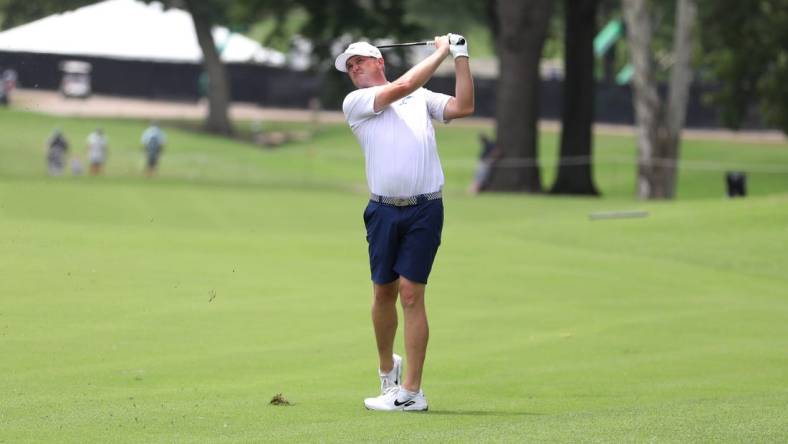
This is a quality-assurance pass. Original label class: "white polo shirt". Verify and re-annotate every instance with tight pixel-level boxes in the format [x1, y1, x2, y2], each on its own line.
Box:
[343, 85, 452, 197]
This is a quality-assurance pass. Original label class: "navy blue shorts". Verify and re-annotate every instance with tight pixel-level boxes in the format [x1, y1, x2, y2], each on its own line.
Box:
[363, 198, 444, 284]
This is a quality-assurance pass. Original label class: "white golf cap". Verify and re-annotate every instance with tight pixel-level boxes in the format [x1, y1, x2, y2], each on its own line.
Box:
[334, 42, 382, 72]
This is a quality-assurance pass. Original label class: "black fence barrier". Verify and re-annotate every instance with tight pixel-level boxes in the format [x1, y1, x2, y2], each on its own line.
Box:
[0, 50, 770, 129]
[0, 51, 320, 106]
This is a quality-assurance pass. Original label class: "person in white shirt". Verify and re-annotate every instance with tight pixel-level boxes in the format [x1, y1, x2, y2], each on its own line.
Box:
[337, 34, 474, 411]
[86, 128, 108, 175]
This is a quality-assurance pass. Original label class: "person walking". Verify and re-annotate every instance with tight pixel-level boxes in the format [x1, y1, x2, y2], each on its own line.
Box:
[141, 122, 166, 177]
[336, 34, 474, 411]
[46, 129, 70, 176]
[86, 128, 108, 175]
[468, 133, 500, 194]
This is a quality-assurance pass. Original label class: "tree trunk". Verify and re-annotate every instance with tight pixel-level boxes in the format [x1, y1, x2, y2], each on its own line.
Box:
[623, 0, 696, 199]
[550, 0, 600, 196]
[185, 0, 233, 135]
[485, 0, 554, 192]
[664, 0, 697, 193]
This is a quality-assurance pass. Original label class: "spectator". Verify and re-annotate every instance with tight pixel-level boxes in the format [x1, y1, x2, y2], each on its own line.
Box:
[1, 68, 17, 106]
[141, 122, 166, 177]
[86, 128, 108, 175]
[468, 133, 499, 194]
[3, 68, 17, 90]
[46, 129, 69, 176]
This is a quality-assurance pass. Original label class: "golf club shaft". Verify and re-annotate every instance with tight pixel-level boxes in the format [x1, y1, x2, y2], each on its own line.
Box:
[377, 37, 464, 49]
[377, 41, 434, 49]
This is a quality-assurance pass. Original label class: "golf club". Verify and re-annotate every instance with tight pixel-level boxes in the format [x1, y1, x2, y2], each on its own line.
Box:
[377, 37, 465, 49]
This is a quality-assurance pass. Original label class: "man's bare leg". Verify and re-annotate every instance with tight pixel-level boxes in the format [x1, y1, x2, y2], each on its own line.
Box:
[399, 276, 428, 392]
[372, 279, 399, 372]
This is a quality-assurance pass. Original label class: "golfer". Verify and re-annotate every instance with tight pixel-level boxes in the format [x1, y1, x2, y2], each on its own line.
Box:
[336, 34, 474, 411]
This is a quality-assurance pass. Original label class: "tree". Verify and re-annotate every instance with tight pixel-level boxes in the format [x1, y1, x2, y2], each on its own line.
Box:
[622, 0, 697, 199]
[485, 0, 554, 192]
[183, 0, 423, 132]
[698, 0, 788, 134]
[181, 0, 233, 135]
[550, 0, 600, 196]
[165, 0, 411, 135]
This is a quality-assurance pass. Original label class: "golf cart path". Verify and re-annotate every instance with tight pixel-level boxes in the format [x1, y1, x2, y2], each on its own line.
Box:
[12, 88, 787, 144]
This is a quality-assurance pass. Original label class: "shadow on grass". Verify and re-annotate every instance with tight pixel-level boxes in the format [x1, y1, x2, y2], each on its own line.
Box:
[427, 410, 541, 417]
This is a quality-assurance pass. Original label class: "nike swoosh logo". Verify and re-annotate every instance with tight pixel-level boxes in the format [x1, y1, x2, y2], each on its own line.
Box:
[394, 399, 415, 407]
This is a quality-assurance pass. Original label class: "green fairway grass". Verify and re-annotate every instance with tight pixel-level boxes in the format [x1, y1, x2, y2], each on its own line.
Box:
[1, 108, 787, 442]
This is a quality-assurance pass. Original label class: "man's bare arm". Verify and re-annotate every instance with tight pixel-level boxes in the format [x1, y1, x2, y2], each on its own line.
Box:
[374, 36, 451, 112]
[443, 57, 475, 119]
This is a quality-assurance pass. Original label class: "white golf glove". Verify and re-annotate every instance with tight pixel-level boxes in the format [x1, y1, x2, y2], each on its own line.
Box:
[448, 33, 469, 59]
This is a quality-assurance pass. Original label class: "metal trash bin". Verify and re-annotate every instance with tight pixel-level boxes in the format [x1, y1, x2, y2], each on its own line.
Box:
[725, 171, 746, 198]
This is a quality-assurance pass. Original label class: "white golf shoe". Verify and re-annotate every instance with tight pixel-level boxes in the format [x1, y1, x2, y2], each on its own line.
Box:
[378, 353, 402, 394]
[364, 387, 429, 412]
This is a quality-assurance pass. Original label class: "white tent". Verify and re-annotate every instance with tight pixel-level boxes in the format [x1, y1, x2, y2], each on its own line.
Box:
[0, 0, 286, 66]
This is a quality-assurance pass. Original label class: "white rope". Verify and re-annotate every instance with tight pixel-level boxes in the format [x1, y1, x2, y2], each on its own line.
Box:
[439, 155, 788, 173]
[289, 151, 788, 174]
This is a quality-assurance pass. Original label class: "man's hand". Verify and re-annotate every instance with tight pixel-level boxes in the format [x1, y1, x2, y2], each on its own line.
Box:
[434, 35, 450, 56]
[448, 33, 469, 59]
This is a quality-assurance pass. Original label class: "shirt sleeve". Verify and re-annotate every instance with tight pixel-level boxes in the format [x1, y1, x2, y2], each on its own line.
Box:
[423, 88, 453, 124]
[342, 86, 383, 129]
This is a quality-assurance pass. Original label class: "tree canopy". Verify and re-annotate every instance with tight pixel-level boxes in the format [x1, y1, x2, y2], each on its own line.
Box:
[0, 0, 93, 29]
[698, 0, 788, 133]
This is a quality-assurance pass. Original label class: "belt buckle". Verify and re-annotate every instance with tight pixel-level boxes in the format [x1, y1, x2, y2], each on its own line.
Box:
[392, 197, 410, 206]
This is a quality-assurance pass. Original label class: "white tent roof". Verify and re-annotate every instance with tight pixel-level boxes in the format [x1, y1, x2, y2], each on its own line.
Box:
[0, 0, 286, 65]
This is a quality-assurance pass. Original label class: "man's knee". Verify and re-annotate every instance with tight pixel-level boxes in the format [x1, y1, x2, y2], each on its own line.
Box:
[373, 281, 399, 305]
[399, 278, 425, 310]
